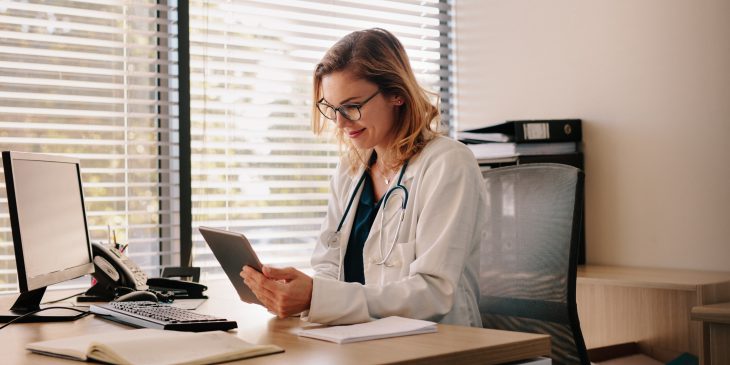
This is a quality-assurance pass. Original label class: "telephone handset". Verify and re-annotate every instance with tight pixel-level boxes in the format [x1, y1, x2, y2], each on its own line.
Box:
[82, 242, 149, 301]
[82, 242, 207, 302]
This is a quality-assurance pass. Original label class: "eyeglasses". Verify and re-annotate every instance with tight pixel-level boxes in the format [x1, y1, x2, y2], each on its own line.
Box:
[317, 90, 380, 122]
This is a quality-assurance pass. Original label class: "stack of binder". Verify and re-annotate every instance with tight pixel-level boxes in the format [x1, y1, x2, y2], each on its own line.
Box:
[459, 119, 585, 264]
[459, 118, 583, 169]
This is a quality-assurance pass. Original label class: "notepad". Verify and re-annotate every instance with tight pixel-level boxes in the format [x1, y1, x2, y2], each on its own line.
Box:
[26, 329, 283, 365]
[298, 316, 437, 344]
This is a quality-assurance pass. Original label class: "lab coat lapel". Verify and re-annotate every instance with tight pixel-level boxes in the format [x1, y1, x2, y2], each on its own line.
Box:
[337, 165, 367, 279]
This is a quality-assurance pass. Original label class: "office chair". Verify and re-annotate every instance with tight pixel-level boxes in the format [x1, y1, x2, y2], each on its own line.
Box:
[479, 163, 589, 365]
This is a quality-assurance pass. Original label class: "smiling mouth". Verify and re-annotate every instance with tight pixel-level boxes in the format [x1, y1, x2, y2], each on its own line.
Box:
[347, 128, 366, 138]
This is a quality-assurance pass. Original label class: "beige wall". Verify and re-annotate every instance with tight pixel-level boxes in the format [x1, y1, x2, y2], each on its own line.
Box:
[454, 0, 730, 271]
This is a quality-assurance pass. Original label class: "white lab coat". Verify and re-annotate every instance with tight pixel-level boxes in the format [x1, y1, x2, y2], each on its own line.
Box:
[304, 136, 487, 327]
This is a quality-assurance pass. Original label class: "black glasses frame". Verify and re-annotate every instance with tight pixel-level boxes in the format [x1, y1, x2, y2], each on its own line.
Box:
[317, 90, 380, 122]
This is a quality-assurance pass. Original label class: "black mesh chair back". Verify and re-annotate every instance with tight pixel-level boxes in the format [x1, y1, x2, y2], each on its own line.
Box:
[479, 163, 588, 365]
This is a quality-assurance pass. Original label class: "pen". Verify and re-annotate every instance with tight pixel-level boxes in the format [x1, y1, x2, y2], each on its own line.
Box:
[112, 229, 128, 253]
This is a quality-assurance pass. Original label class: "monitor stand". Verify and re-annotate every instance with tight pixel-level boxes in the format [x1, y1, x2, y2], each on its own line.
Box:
[0, 286, 86, 323]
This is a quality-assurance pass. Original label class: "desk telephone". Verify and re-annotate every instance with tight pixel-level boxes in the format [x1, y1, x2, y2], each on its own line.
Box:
[80, 242, 207, 302]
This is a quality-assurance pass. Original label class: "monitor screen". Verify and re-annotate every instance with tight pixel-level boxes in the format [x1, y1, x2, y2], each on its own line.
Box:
[3, 152, 94, 292]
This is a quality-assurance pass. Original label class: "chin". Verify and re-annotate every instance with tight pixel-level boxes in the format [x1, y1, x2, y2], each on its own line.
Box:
[348, 137, 374, 150]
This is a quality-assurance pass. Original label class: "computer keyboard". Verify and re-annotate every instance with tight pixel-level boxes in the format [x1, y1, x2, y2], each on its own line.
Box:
[90, 301, 238, 332]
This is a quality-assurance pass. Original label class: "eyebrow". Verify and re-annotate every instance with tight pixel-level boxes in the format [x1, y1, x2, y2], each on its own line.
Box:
[320, 94, 366, 106]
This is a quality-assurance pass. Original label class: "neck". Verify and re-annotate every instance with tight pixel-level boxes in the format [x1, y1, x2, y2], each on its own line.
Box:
[373, 146, 388, 165]
[372, 149, 397, 186]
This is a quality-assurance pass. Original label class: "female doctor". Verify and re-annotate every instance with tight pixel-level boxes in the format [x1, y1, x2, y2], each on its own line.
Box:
[241, 28, 488, 327]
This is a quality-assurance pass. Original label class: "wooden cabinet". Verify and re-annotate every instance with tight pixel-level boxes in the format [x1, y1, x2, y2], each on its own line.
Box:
[691, 302, 730, 365]
[576, 265, 730, 364]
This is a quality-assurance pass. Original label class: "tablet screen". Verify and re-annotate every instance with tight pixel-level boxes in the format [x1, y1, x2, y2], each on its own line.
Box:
[199, 227, 263, 304]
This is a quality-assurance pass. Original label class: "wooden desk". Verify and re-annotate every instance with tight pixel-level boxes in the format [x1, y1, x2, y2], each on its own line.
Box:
[576, 265, 730, 364]
[0, 280, 550, 365]
[691, 302, 730, 365]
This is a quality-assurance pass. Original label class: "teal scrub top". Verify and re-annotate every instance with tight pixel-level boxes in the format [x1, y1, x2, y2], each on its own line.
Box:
[343, 170, 382, 284]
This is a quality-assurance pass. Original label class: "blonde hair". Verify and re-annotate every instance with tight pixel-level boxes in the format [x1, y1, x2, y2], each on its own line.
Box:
[311, 28, 440, 173]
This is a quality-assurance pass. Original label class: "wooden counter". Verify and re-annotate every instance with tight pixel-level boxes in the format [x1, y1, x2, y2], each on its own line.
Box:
[691, 302, 730, 365]
[576, 265, 730, 364]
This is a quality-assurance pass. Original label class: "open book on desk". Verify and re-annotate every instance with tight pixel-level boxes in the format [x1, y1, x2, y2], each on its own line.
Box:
[26, 329, 283, 365]
[298, 316, 437, 344]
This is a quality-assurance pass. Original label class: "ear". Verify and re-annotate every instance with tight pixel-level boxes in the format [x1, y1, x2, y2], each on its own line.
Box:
[391, 96, 404, 106]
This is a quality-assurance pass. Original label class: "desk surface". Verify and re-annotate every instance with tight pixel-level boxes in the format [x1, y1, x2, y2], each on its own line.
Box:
[0, 280, 550, 365]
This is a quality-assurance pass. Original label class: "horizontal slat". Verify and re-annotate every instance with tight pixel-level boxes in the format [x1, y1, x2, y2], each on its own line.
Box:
[0, 14, 120, 35]
[0, 60, 171, 78]
[191, 180, 329, 189]
[193, 193, 329, 202]
[192, 217, 323, 228]
[0, 121, 172, 133]
[0, 137, 172, 147]
[190, 141, 336, 152]
[0, 30, 171, 50]
[188, 168, 333, 176]
[188, 114, 312, 126]
[189, 87, 309, 102]
[193, 205, 327, 214]
[0, 91, 173, 107]
[190, 128, 319, 139]
[0, 45, 175, 63]
[190, 155, 336, 164]
[85, 211, 177, 219]
[3, 2, 174, 23]
[0, 76, 170, 91]
[0, 106, 172, 118]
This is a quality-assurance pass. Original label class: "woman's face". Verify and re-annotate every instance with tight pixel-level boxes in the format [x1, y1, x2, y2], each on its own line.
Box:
[321, 69, 401, 152]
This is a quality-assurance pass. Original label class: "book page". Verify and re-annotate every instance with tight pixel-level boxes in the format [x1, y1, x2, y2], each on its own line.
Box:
[28, 329, 283, 365]
[92, 331, 282, 365]
[26, 329, 175, 361]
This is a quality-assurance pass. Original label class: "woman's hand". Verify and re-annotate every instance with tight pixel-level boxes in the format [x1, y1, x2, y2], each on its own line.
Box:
[240, 265, 313, 318]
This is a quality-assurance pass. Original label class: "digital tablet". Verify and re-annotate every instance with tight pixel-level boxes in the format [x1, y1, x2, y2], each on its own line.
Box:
[199, 226, 263, 304]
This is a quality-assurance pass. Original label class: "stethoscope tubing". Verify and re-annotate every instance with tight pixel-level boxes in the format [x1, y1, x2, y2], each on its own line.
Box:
[335, 159, 410, 266]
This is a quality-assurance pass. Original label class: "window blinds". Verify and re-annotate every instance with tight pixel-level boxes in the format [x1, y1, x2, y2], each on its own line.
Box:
[0, 1, 180, 292]
[189, 0, 452, 277]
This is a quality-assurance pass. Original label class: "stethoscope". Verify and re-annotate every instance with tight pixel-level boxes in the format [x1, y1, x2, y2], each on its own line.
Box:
[331, 159, 409, 267]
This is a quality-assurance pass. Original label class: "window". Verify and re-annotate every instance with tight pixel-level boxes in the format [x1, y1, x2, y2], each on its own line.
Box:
[0, 1, 180, 292]
[0, 1, 453, 290]
[189, 0, 453, 277]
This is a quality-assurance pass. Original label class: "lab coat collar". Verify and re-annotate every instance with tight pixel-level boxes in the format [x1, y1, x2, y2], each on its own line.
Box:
[346, 149, 418, 185]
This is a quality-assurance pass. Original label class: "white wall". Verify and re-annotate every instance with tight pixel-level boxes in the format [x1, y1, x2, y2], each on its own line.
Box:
[454, 0, 730, 271]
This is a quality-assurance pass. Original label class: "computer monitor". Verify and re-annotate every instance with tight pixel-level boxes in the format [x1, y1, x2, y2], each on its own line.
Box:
[1, 151, 95, 322]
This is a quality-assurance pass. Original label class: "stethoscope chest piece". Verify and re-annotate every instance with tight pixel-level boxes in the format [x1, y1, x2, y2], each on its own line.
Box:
[326, 231, 340, 248]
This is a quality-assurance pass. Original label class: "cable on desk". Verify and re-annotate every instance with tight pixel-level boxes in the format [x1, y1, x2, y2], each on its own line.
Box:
[0, 307, 90, 331]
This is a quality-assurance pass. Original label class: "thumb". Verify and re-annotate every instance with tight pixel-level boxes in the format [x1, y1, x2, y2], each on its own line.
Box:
[262, 266, 299, 281]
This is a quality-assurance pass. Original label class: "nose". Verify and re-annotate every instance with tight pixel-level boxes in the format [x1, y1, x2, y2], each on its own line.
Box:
[335, 112, 349, 128]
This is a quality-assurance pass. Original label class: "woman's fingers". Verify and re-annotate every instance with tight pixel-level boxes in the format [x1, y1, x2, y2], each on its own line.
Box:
[240, 266, 313, 318]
